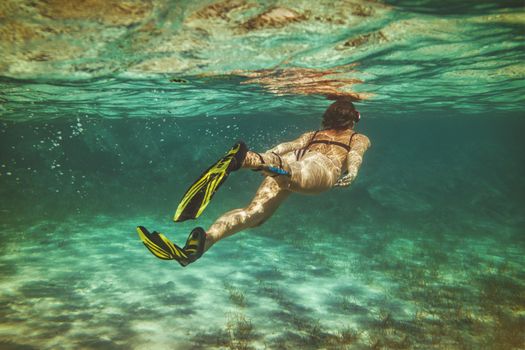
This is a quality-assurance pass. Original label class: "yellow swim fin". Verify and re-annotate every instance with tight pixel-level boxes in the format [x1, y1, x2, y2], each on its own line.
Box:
[182, 227, 206, 260]
[136, 226, 207, 267]
[136, 226, 189, 266]
[174, 142, 247, 222]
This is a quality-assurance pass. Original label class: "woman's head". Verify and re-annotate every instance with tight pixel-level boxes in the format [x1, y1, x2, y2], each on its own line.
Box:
[321, 99, 360, 129]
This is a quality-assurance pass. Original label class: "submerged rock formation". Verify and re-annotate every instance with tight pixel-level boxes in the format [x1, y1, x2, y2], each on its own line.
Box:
[0, 1, 387, 79]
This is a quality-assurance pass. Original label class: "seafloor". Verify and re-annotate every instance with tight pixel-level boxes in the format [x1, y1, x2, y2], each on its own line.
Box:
[0, 214, 523, 350]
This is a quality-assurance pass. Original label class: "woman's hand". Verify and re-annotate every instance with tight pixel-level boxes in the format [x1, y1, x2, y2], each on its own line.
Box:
[334, 174, 353, 187]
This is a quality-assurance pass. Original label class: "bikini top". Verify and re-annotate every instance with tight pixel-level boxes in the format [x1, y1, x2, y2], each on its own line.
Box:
[295, 130, 359, 161]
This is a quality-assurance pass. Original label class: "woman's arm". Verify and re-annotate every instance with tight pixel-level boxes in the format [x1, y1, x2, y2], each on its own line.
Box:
[266, 131, 315, 155]
[335, 134, 371, 187]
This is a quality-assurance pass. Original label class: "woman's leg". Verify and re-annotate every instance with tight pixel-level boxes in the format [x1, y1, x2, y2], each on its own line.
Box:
[243, 151, 341, 194]
[205, 176, 290, 251]
[243, 151, 293, 174]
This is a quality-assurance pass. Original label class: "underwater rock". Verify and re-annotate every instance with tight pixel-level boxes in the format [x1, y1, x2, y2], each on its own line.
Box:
[337, 31, 388, 50]
[0, 0, 389, 81]
[241, 7, 307, 30]
[351, 3, 375, 17]
[0, 20, 45, 44]
[0, 17, 84, 65]
[193, 0, 252, 21]
[35, 0, 153, 26]
[238, 65, 369, 99]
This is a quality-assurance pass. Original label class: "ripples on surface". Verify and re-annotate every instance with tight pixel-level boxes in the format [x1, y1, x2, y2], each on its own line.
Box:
[1, 0, 524, 119]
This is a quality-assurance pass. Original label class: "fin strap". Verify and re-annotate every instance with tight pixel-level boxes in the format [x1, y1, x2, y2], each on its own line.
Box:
[251, 152, 266, 172]
[269, 152, 288, 177]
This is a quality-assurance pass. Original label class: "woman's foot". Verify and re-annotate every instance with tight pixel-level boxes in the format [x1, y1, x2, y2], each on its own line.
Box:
[183, 227, 206, 263]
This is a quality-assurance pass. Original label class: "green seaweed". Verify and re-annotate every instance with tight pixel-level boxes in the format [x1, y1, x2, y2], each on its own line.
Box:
[226, 313, 256, 350]
[224, 282, 247, 308]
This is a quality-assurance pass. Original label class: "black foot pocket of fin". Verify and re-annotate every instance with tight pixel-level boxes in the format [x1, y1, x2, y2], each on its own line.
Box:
[183, 227, 206, 263]
[174, 141, 248, 222]
[136, 226, 190, 267]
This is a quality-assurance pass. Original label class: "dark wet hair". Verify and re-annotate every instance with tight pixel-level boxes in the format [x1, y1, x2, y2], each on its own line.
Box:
[321, 98, 360, 129]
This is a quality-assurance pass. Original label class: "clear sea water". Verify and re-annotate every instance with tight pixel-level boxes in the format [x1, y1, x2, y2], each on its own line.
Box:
[0, 1, 524, 349]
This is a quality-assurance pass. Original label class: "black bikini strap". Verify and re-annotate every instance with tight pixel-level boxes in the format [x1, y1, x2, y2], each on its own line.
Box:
[271, 152, 283, 169]
[250, 152, 266, 172]
[296, 130, 319, 161]
[255, 152, 265, 164]
[302, 130, 319, 153]
[348, 132, 359, 149]
[308, 139, 351, 151]
[267, 152, 285, 177]
[309, 130, 319, 146]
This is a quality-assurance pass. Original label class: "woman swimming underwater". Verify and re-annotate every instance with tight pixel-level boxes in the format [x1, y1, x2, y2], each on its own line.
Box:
[137, 99, 371, 267]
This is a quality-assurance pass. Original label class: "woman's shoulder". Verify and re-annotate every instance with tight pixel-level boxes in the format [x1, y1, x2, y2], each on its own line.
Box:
[300, 130, 317, 139]
[352, 132, 371, 149]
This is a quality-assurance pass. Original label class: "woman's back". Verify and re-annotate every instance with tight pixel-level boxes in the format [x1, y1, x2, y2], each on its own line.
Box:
[299, 128, 367, 169]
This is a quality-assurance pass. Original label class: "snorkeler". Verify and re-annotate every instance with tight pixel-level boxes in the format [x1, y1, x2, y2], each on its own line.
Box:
[137, 99, 371, 267]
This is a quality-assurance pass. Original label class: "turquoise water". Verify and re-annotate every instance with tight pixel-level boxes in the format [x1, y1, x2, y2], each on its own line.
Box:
[1, 1, 525, 349]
